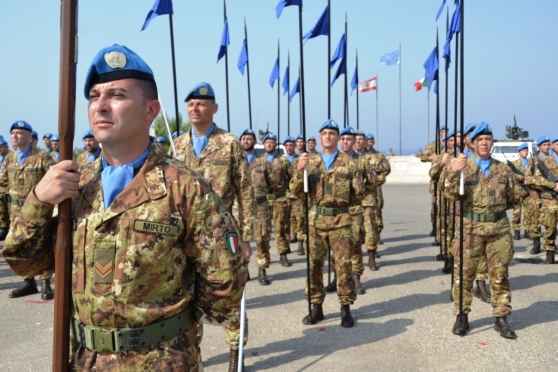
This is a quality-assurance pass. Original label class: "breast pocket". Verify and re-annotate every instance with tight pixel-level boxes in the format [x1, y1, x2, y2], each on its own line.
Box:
[333, 173, 351, 203]
[308, 173, 323, 202]
[206, 159, 231, 191]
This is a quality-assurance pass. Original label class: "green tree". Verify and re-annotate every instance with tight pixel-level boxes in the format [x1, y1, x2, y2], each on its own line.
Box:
[151, 113, 190, 154]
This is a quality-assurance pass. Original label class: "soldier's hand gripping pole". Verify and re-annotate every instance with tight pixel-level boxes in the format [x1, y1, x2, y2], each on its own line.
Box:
[54, 1, 78, 371]
[237, 288, 247, 372]
[304, 167, 312, 322]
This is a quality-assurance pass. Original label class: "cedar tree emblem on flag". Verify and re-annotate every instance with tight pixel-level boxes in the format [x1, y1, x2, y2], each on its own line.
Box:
[359, 77, 377, 93]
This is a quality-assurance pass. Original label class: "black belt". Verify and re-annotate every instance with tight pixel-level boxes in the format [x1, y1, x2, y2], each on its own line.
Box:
[267, 190, 287, 200]
[462, 210, 507, 223]
[310, 204, 349, 216]
[70, 306, 193, 353]
[256, 196, 268, 204]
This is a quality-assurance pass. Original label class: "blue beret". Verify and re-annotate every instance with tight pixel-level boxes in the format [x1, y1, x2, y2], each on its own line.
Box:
[307, 136, 316, 142]
[295, 134, 303, 141]
[185, 82, 215, 102]
[445, 129, 455, 140]
[517, 143, 528, 152]
[319, 119, 339, 133]
[10, 120, 33, 133]
[283, 136, 296, 145]
[156, 136, 166, 143]
[263, 133, 277, 142]
[239, 128, 256, 139]
[50, 134, 60, 141]
[366, 133, 375, 140]
[32, 130, 38, 139]
[0, 138, 7, 146]
[552, 135, 558, 144]
[339, 126, 356, 136]
[536, 135, 550, 146]
[43, 132, 53, 139]
[171, 130, 184, 139]
[354, 129, 366, 137]
[464, 123, 476, 136]
[439, 124, 447, 131]
[82, 129, 94, 140]
[84, 44, 155, 99]
[469, 121, 493, 141]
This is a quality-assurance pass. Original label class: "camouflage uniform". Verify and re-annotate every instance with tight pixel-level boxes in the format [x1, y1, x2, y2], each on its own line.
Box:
[419, 140, 440, 227]
[288, 156, 305, 241]
[76, 149, 102, 168]
[510, 158, 528, 233]
[523, 156, 542, 239]
[0, 147, 55, 282]
[267, 154, 294, 255]
[290, 152, 364, 306]
[443, 157, 523, 317]
[360, 153, 380, 256]
[173, 126, 255, 351]
[369, 149, 390, 235]
[2, 145, 248, 370]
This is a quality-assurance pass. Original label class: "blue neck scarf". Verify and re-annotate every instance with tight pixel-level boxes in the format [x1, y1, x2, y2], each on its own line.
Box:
[358, 150, 366, 156]
[54, 152, 60, 162]
[266, 153, 276, 163]
[101, 143, 151, 210]
[286, 154, 296, 164]
[88, 147, 101, 163]
[520, 157, 528, 169]
[246, 151, 255, 165]
[0, 156, 4, 163]
[464, 148, 474, 159]
[17, 145, 32, 166]
[192, 123, 216, 158]
[322, 151, 338, 172]
[46, 147, 52, 154]
[475, 157, 492, 177]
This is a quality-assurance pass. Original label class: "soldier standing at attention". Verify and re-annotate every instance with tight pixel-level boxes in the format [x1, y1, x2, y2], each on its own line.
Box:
[42, 133, 54, 155]
[3, 45, 247, 370]
[0, 120, 55, 299]
[172, 81, 254, 370]
[510, 143, 529, 240]
[75, 129, 101, 167]
[444, 122, 524, 339]
[523, 136, 547, 254]
[0, 138, 10, 166]
[50, 134, 60, 162]
[285, 135, 305, 254]
[240, 128, 276, 284]
[291, 119, 364, 327]
[525, 135, 558, 264]
[306, 136, 318, 155]
[31, 131, 39, 149]
[263, 133, 294, 267]
[295, 133, 305, 155]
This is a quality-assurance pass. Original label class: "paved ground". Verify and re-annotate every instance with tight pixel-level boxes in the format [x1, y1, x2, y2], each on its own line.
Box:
[1, 184, 558, 371]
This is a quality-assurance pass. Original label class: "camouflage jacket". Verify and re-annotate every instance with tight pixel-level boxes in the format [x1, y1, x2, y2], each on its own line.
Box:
[366, 150, 390, 185]
[268, 153, 293, 200]
[287, 155, 301, 199]
[351, 152, 378, 208]
[418, 140, 439, 162]
[443, 157, 522, 235]
[249, 152, 277, 200]
[76, 148, 102, 168]
[290, 152, 364, 229]
[2, 144, 248, 368]
[173, 126, 255, 241]
[510, 157, 527, 183]
[524, 153, 558, 205]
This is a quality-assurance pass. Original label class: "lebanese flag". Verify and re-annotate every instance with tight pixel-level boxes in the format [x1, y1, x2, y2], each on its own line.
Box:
[359, 77, 377, 93]
[414, 78, 427, 91]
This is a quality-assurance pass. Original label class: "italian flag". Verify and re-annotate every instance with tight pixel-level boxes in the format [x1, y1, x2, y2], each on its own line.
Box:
[359, 77, 377, 93]
[414, 78, 427, 91]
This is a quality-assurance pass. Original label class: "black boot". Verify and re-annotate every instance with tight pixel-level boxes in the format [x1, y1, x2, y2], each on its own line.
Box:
[297, 240, 305, 255]
[429, 224, 435, 237]
[530, 238, 541, 254]
[279, 254, 292, 267]
[340, 304, 355, 328]
[353, 274, 365, 295]
[524, 230, 532, 240]
[433, 253, 444, 261]
[513, 230, 520, 240]
[442, 257, 453, 275]
[302, 304, 324, 325]
[367, 251, 378, 271]
[324, 272, 337, 293]
[494, 317, 516, 339]
[41, 279, 54, 300]
[375, 250, 381, 259]
[258, 267, 270, 285]
[432, 239, 441, 246]
[474, 280, 490, 303]
[377, 234, 384, 245]
[289, 231, 298, 243]
[0, 227, 8, 241]
[9, 278, 38, 298]
[452, 314, 469, 336]
[545, 250, 555, 264]
[228, 349, 245, 372]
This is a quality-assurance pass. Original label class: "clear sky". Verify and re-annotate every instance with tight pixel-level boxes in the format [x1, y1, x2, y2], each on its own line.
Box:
[0, 0, 555, 154]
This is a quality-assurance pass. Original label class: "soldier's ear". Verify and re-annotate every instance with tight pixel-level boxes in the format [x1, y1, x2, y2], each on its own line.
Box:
[212, 102, 219, 115]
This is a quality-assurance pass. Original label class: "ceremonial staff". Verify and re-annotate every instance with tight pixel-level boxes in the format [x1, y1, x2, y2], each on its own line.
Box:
[458, 0, 465, 335]
[53, 0, 77, 370]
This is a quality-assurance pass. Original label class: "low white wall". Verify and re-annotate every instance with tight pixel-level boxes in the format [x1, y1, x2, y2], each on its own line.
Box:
[385, 156, 431, 184]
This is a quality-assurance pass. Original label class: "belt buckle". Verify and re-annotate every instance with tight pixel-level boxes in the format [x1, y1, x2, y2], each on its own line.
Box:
[92, 328, 116, 352]
[324, 208, 332, 216]
[128, 328, 141, 351]
[78, 323, 87, 347]
[475, 213, 481, 221]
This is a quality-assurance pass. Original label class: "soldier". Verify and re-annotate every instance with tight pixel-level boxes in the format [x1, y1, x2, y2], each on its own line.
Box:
[510, 143, 529, 240]
[75, 129, 101, 167]
[240, 128, 276, 285]
[3, 44, 247, 370]
[366, 133, 374, 153]
[291, 119, 364, 327]
[31, 130, 39, 148]
[172, 81, 254, 370]
[50, 134, 60, 162]
[525, 135, 558, 264]
[0, 138, 10, 165]
[263, 133, 294, 267]
[444, 122, 523, 339]
[295, 133, 305, 155]
[386, 148, 395, 157]
[42, 133, 54, 155]
[463, 123, 476, 159]
[156, 135, 166, 151]
[307, 136, 318, 155]
[0, 120, 55, 300]
[523, 136, 547, 253]
[284, 135, 303, 248]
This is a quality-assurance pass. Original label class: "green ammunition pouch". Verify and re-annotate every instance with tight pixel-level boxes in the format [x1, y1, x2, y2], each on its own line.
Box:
[310, 204, 349, 216]
[267, 190, 286, 201]
[4, 194, 25, 207]
[70, 306, 193, 353]
[462, 210, 507, 223]
[256, 196, 268, 204]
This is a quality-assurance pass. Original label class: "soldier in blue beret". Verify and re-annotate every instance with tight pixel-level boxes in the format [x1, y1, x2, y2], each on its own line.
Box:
[155, 136, 166, 151]
[42, 133, 54, 154]
[509, 142, 530, 241]
[295, 133, 305, 155]
[75, 130, 101, 167]
[171, 130, 184, 139]
[306, 136, 318, 155]
[366, 133, 374, 152]
[282, 135, 304, 247]
[49, 134, 60, 162]
[31, 130, 39, 149]
[353, 129, 367, 155]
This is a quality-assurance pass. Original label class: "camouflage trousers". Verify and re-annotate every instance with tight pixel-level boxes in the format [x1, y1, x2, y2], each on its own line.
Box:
[268, 198, 290, 255]
[23, 272, 53, 281]
[524, 192, 542, 238]
[363, 206, 378, 252]
[540, 200, 558, 251]
[223, 309, 249, 351]
[430, 180, 437, 226]
[436, 198, 453, 259]
[254, 202, 272, 269]
[288, 197, 306, 240]
[452, 231, 514, 317]
[331, 213, 364, 276]
[305, 224, 356, 305]
[511, 200, 524, 231]
[376, 187, 384, 233]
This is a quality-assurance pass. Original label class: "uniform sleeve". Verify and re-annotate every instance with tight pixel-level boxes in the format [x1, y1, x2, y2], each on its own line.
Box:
[418, 142, 435, 162]
[362, 157, 378, 193]
[505, 166, 524, 208]
[2, 190, 55, 277]
[289, 168, 305, 197]
[442, 168, 460, 201]
[380, 153, 391, 176]
[349, 160, 365, 205]
[232, 141, 255, 242]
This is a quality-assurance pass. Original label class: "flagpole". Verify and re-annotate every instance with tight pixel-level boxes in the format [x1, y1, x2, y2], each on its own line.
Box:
[167, 14, 181, 135]
[458, 0, 465, 331]
[434, 28, 442, 254]
[376, 74, 379, 150]
[244, 19, 253, 130]
[277, 40, 281, 143]
[287, 52, 291, 136]
[398, 43, 402, 156]
[356, 50, 360, 130]
[224, 0, 231, 131]
[343, 14, 348, 127]
[427, 90, 430, 145]
[327, 0, 331, 119]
